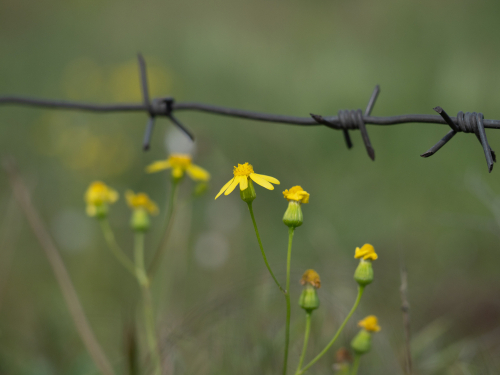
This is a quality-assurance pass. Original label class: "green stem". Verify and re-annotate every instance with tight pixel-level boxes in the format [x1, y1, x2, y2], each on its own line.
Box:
[283, 227, 294, 375]
[296, 312, 312, 373]
[148, 179, 180, 278]
[134, 232, 161, 375]
[246, 202, 284, 293]
[298, 286, 365, 375]
[351, 353, 361, 375]
[98, 218, 137, 277]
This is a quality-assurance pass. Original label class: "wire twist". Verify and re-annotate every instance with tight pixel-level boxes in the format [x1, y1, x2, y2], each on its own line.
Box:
[311, 85, 379, 160]
[421, 107, 496, 172]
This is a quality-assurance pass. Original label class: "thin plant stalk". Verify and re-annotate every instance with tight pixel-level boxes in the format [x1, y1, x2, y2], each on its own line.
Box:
[98, 218, 137, 277]
[351, 353, 361, 375]
[283, 227, 294, 375]
[296, 312, 312, 373]
[134, 232, 162, 375]
[3, 159, 115, 375]
[246, 202, 285, 293]
[148, 179, 180, 277]
[298, 286, 365, 375]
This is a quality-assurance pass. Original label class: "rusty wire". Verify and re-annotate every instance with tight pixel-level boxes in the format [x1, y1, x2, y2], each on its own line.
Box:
[1, 54, 499, 172]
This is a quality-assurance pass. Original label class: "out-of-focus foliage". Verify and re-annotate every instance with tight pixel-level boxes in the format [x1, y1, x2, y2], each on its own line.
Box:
[1, 0, 500, 374]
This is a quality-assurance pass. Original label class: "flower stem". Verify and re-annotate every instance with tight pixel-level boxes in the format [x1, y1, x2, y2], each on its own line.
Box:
[148, 179, 180, 278]
[246, 202, 284, 293]
[298, 286, 365, 375]
[296, 312, 312, 373]
[98, 218, 137, 277]
[351, 353, 361, 375]
[134, 232, 161, 375]
[283, 226, 294, 375]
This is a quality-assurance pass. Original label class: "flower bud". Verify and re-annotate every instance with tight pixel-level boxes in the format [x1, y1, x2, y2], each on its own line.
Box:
[130, 208, 151, 232]
[92, 204, 109, 219]
[283, 201, 303, 228]
[350, 329, 372, 355]
[299, 285, 320, 312]
[240, 179, 256, 203]
[354, 259, 374, 286]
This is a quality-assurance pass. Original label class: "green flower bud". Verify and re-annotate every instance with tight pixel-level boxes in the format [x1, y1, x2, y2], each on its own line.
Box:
[130, 208, 151, 232]
[240, 179, 256, 203]
[354, 259, 374, 286]
[283, 201, 303, 228]
[299, 285, 320, 312]
[350, 329, 372, 355]
[93, 204, 109, 219]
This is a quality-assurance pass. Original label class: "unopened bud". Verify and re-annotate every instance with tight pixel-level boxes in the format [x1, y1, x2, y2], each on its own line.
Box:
[350, 329, 372, 355]
[354, 259, 374, 286]
[130, 208, 151, 232]
[299, 285, 320, 312]
[92, 204, 109, 219]
[240, 179, 256, 203]
[283, 201, 303, 228]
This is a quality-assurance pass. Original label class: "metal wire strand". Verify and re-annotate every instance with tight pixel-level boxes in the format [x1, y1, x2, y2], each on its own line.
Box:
[2, 55, 500, 171]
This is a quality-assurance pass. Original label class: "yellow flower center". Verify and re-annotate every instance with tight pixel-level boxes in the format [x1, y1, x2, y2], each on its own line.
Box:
[85, 181, 118, 205]
[233, 162, 254, 176]
[354, 243, 378, 261]
[283, 185, 310, 203]
[358, 315, 381, 332]
[300, 269, 321, 289]
[168, 154, 192, 169]
[126, 191, 158, 215]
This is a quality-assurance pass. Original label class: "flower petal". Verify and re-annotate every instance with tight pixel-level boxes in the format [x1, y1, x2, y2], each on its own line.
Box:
[186, 164, 211, 181]
[147, 201, 159, 215]
[257, 174, 280, 185]
[146, 160, 171, 173]
[240, 176, 248, 190]
[250, 173, 274, 190]
[224, 176, 242, 195]
[215, 178, 234, 200]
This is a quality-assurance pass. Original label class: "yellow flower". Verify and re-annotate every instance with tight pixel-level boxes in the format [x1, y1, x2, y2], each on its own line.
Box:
[300, 269, 321, 289]
[85, 181, 119, 217]
[283, 186, 310, 203]
[146, 153, 210, 181]
[215, 162, 280, 199]
[125, 191, 159, 215]
[354, 244, 378, 261]
[358, 315, 381, 332]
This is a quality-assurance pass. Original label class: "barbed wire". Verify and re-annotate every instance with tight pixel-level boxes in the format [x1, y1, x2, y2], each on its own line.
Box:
[1, 54, 499, 172]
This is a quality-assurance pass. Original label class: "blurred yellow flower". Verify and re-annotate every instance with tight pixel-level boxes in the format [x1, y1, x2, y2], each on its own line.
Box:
[85, 181, 119, 217]
[354, 244, 378, 261]
[358, 315, 381, 332]
[300, 269, 321, 289]
[283, 186, 309, 203]
[126, 191, 159, 215]
[215, 162, 280, 199]
[146, 153, 210, 181]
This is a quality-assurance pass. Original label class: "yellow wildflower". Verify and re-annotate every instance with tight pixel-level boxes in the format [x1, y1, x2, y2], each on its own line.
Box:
[354, 244, 378, 261]
[283, 186, 310, 203]
[300, 269, 321, 289]
[146, 153, 210, 181]
[358, 315, 381, 332]
[125, 191, 159, 215]
[215, 162, 279, 199]
[85, 181, 119, 217]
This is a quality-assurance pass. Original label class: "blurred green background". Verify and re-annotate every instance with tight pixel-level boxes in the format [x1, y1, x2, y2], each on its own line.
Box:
[1, 0, 500, 374]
